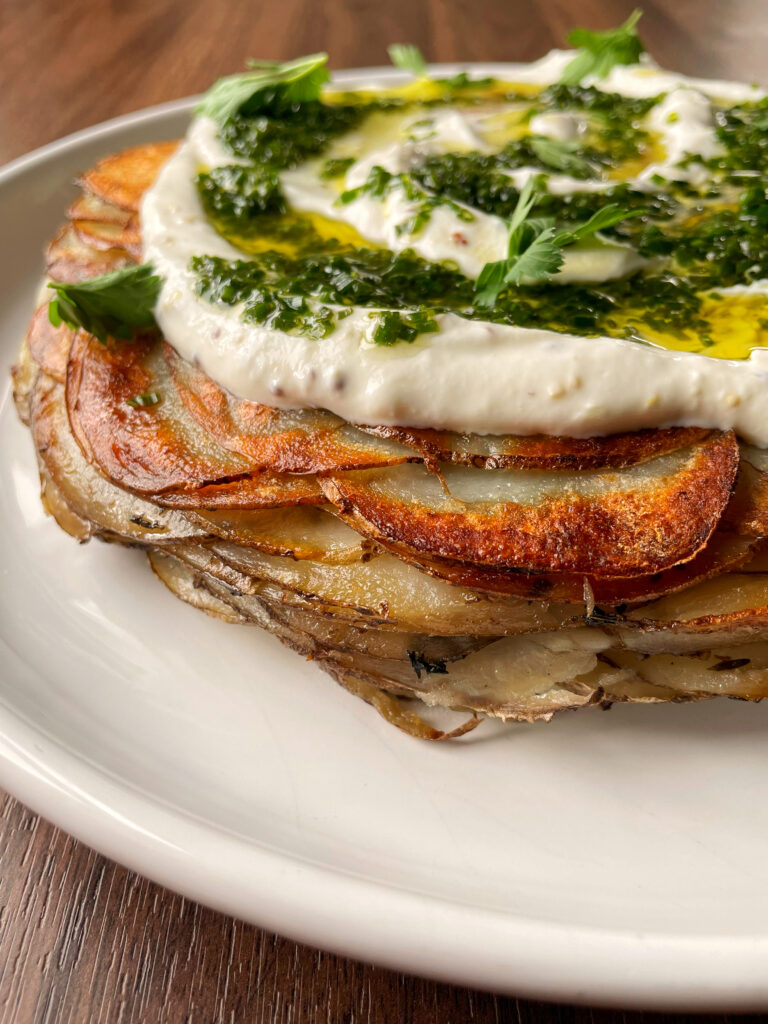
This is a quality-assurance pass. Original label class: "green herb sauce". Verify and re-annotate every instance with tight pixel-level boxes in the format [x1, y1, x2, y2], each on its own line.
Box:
[191, 74, 768, 354]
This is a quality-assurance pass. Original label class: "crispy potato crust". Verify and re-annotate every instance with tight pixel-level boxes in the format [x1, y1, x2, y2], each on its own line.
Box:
[356, 423, 712, 471]
[78, 141, 178, 212]
[321, 434, 740, 577]
[66, 332, 323, 508]
[165, 342, 414, 473]
[26, 306, 73, 384]
[12, 141, 768, 735]
[46, 224, 134, 283]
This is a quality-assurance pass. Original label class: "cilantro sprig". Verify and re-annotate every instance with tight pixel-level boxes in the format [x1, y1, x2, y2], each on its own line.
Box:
[196, 54, 330, 123]
[560, 9, 645, 86]
[475, 179, 639, 305]
[388, 43, 428, 77]
[48, 264, 162, 344]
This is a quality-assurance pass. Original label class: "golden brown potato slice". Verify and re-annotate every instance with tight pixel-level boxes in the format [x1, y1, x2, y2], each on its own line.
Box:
[613, 572, 768, 652]
[321, 433, 740, 578]
[78, 142, 178, 212]
[46, 224, 134, 282]
[67, 332, 252, 494]
[356, 423, 711, 471]
[26, 305, 73, 384]
[66, 332, 324, 508]
[32, 372, 210, 544]
[165, 343, 413, 473]
[71, 218, 142, 260]
[151, 472, 323, 510]
[377, 531, 758, 604]
[724, 444, 768, 538]
[176, 542, 582, 636]
[184, 505, 377, 563]
[67, 192, 135, 226]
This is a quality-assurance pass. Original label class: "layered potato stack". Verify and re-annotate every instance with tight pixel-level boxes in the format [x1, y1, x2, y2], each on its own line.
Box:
[13, 143, 768, 738]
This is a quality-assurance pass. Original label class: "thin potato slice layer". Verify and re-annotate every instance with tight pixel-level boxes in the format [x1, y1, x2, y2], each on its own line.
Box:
[165, 343, 413, 473]
[323, 435, 740, 577]
[357, 423, 711, 471]
[79, 142, 178, 212]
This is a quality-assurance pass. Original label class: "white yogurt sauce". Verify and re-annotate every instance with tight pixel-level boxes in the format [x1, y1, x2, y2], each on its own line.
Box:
[141, 52, 768, 443]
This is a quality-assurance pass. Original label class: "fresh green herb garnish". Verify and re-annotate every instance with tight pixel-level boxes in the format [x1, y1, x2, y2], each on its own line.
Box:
[48, 265, 162, 344]
[126, 391, 160, 408]
[320, 156, 356, 179]
[197, 165, 285, 228]
[440, 71, 495, 90]
[340, 164, 474, 235]
[560, 9, 645, 86]
[370, 309, 439, 345]
[476, 179, 638, 304]
[529, 136, 597, 177]
[196, 54, 330, 123]
[388, 43, 428, 77]
[220, 102, 371, 169]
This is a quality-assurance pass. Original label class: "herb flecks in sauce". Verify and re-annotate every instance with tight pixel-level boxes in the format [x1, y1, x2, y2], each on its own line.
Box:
[339, 165, 476, 237]
[189, 54, 768, 356]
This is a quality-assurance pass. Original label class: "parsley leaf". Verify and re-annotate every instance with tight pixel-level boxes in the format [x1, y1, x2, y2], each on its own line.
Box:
[48, 264, 162, 344]
[560, 10, 644, 86]
[529, 136, 596, 177]
[388, 43, 428, 77]
[196, 54, 330, 123]
[552, 203, 642, 246]
[475, 180, 639, 305]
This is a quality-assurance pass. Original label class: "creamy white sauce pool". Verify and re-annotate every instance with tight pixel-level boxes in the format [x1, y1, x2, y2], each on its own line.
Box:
[141, 51, 768, 443]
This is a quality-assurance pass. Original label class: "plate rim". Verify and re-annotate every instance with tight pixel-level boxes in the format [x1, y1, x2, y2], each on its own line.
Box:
[3, 65, 768, 1011]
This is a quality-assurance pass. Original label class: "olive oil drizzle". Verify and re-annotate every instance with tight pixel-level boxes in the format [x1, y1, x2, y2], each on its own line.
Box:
[192, 77, 768, 356]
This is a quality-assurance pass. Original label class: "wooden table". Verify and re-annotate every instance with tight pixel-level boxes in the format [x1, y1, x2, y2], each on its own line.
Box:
[1, 1, 767, 1019]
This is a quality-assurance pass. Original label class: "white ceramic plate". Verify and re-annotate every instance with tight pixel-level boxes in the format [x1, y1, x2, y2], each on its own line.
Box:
[3, 68, 768, 1013]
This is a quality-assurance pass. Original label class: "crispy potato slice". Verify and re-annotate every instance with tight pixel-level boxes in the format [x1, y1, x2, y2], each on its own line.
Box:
[78, 142, 178, 212]
[148, 550, 247, 624]
[322, 434, 740, 578]
[165, 343, 413, 473]
[71, 218, 141, 260]
[151, 473, 323, 510]
[611, 572, 768, 652]
[11, 338, 39, 426]
[380, 531, 758, 604]
[356, 423, 711, 471]
[46, 224, 134, 283]
[68, 192, 134, 226]
[32, 372, 209, 544]
[26, 305, 73, 384]
[67, 332, 324, 508]
[67, 331, 251, 494]
[173, 542, 583, 636]
[184, 506, 377, 562]
[724, 444, 768, 538]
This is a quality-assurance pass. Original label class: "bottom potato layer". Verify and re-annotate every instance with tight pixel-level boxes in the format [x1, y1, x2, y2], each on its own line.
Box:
[15, 335, 768, 738]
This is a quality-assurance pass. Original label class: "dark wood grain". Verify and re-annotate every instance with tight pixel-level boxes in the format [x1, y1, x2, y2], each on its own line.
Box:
[2, 1, 768, 1020]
